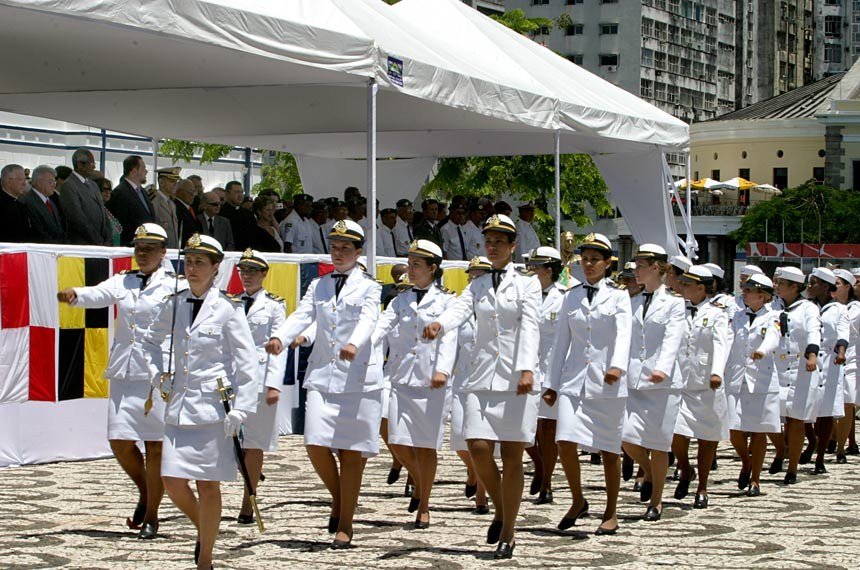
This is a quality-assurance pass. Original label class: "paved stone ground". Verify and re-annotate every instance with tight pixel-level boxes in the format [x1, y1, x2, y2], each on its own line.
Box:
[2, 435, 859, 569]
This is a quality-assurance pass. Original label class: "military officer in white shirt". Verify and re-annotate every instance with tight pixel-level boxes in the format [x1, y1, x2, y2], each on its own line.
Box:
[441, 204, 472, 260]
[377, 207, 399, 258]
[513, 202, 540, 262]
[279, 193, 315, 253]
[702, 263, 735, 320]
[233, 249, 288, 526]
[543, 233, 632, 536]
[265, 219, 383, 549]
[57, 223, 185, 540]
[372, 239, 458, 529]
[424, 214, 541, 559]
[309, 201, 330, 255]
[462, 205, 486, 259]
[671, 266, 730, 509]
[143, 233, 259, 569]
[666, 254, 693, 292]
[393, 199, 415, 257]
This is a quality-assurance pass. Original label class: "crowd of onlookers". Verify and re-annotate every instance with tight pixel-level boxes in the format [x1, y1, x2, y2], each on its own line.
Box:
[0, 149, 542, 260]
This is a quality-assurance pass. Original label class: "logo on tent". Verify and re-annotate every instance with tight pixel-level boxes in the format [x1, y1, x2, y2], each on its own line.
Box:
[388, 56, 404, 87]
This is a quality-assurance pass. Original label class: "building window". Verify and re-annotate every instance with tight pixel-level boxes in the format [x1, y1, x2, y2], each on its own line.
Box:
[813, 167, 825, 181]
[600, 23, 619, 34]
[641, 18, 653, 37]
[739, 168, 750, 180]
[773, 168, 789, 190]
[826, 0, 841, 4]
[712, 169, 720, 180]
[566, 24, 584, 35]
[567, 54, 584, 64]
[825, 43, 843, 62]
[641, 78, 654, 98]
[600, 54, 619, 66]
[601, 0, 619, 3]
[642, 48, 654, 66]
[566, 0, 584, 4]
[532, 0, 550, 5]
[537, 25, 551, 35]
[777, 149, 784, 158]
[825, 16, 843, 38]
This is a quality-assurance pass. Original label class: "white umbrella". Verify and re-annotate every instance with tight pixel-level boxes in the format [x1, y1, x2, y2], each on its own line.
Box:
[753, 184, 782, 195]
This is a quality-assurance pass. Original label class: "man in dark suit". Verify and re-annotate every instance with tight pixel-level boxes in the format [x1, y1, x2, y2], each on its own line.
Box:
[200, 190, 235, 250]
[21, 165, 65, 243]
[220, 180, 255, 250]
[173, 178, 202, 246]
[58, 148, 111, 245]
[0, 163, 33, 242]
[412, 198, 443, 246]
[106, 155, 155, 246]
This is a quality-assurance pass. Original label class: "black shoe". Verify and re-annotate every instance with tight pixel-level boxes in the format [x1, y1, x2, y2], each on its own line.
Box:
[126, 502, 146, 530]
[137, 522, 157, 540]
[590, 453, 602, 465]
[768, 456, 784, 475]
[194, 541, 200, 565]
[847, 443, 860, 455]
[674, 477, 691, 500]
[672, 468, 680, 481]
[327, 516, 339, 534]
[259, 472, 266, 482]
[387, 467, 401, 485]
[404, 483, 415, 497]
[494, 541, 515, 560]
[783, 471, 797, 485]
[827, 440, 837, 454]
[529, 475, 542, 496]
[486, 519, 503, 544]
[330, 538, 352, 550]
[737, 468, 751, 490]
[622, 455, 634, 481]
[536, 490, 554, 505]
[711, 457, 718, 470]
[237, 513, 255, 525]
[595, 524, 619, 536]
[633, 480, 642, 492]
[693, 493, 709, 509]
[408, 496, 420, 513]
[639, 481, 653, 503]
[474, 505, 490, 515]
[799, 445, 815, 465]
[465, 482, 477, 498]
[746, 485, 761, 497]
[813, 463, 828, 475]
[643, 506, 661, 521]
[557, 499, 589, 530]
[836, 453, 848, 464]
[414, 517, 430, 530]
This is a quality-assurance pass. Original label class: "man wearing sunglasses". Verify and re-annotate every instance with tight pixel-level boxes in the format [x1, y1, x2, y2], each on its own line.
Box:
[201, 190, 235, 251]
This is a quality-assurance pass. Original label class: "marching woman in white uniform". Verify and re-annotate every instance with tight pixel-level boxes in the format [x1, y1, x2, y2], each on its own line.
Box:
[450, 256, 491, 514]
[265, 219, 383, 549]
[807, 267, 850, 474]
[424, 214, 541, 560]
[772, 266, 821, 484]
[833, 269, 860, 463]
[526, 246, 568, 506]
[234, 249, 288, 525]
[57, 223, 184, 540]
[543, 233, 632, 535]
[671, 266, 730, 509]
[622, 244, 685, 522]
[143, 233, 259, 570]
[372, 239, 458, 529]
[725, 274, 781, 496]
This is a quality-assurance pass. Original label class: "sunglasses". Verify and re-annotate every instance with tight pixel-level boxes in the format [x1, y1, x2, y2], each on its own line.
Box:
[206, 202, 221, 206]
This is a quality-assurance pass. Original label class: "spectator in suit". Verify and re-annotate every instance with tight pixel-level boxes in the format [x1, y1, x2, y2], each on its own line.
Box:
[0, 163, 33, 243]
[22, 165, 65, 243]
[220, 180, 256, 250]
[201, 190, 235, 251]
[107, 155, 155, 246]
[412, 198, 443, 246]
[58, 148, 111, 245]
[152, 167, 180, 249]
[173, 178, 203, 246]
[187, 174, 204, 211]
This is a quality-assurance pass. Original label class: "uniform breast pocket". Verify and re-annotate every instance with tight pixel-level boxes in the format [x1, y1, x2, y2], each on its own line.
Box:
[197, 324, 222, 348]
[342, 301, 363, 321]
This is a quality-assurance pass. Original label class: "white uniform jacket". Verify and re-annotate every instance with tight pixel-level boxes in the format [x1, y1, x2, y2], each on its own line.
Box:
[628, 285, 686, 391]
[451, 316, 476, 392]
[436, 263, 542, 393]
[372, 284, 458, 387]
[775, 299, 821, 387]
[243, 288, 288, 393]
[71, 267, 188, 382]
[461, 220, 484, 259]
[725, 306, 781, 394]
[819, 300, 850, 364]
[392, 216, 414, 257]
[514, 220, 540, 262]
[271, 267, 383, 393]
[844, 300, 860, 379]
[545, 278, 632, 399]
[679, 298, 730, 390]
[536, 282, 568, 387]
[144, 287, 259, 426]
[279, 210, 314, 253]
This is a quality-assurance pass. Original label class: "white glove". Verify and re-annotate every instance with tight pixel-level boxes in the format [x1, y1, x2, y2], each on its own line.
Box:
[224, 409, 247, 437]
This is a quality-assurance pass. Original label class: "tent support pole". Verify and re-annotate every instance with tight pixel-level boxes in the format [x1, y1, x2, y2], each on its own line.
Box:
[685, 150, 694, 258]
[554, 130, 561, 249]
[367, 78, 378, 277]
[152, 137, 159, 180]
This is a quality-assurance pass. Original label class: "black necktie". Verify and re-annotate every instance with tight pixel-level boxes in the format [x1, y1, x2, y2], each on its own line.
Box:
[136, 186, 151, 215]
[243, 295, 254, 315]
[332, 273, 348, 299]
[407, 225, 413, 241]
[320, 227, 328, 254]
[585, 285, 598, 303]
[688, 305, 698, 319]
[137, 273, 149, 290]
[491, 269, 505, 292]
[779, 311, 789, 337]
[390, 231, 397, 256]
[542, 290, 548, 299]
[642, 292, 654, 318]
[747, 311, 756, 326]
[208, 217, 215, 236]
[457, 225, 467, 260]
[413, 287, 427, 305]
[187, 298, 204, 324]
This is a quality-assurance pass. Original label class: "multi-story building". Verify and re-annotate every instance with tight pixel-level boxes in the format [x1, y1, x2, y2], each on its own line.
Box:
[462, 0, 506, 15]
[810, 0, 859, 78]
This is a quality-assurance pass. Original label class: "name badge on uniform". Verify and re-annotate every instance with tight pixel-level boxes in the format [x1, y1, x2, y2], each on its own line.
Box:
[550, 312, 557, 322]
[761, 327, 767, 335]
[702, 318, 708, 326]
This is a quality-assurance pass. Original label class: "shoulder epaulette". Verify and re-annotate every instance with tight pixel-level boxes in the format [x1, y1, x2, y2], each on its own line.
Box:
[265, 291, 284, 302]
[710, 300, 726, 309]
[162, 292, 176, 301]
[605, 279, 621, 288]
[437, 284, 455, 295]
[516, 267, 534, 276]
[119, 269, 135, 275]
[568, 281, 583, 289]
[669, 290, 684, 297]
[220, 290, 243, 303]
[163, 270, 185, 279]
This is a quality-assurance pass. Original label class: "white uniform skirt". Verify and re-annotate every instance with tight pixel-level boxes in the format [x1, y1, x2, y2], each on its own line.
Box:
[108, 379, 165, 442]
[381, 385, 391, 421]
[463, 390, 540, 444]
[844, 367, 857, 405]
[243, 393, 279, 452]
[674, 388, 729, 442]
[449, 391, 468, 452]
[162, 423, 236, 482]
[727, 391, 781, 433]
[538, 391, 559, 421]
[817, 358, 845, 419]
[304, 388, 383, 457]
[785, 371, 821, 422]
[622, 388, 682, 452]
[387, 384, 448, 450]
[556, 394, 625, 453]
